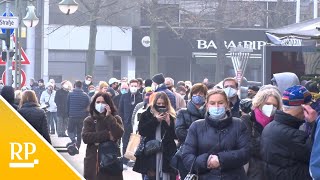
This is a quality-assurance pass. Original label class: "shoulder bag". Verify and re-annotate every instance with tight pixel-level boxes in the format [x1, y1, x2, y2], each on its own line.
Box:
[184, 158, 198, 180]
[98, 141, 123, 175]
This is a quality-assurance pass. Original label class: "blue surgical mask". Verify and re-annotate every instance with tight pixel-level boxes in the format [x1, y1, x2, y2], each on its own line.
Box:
[208, 106, 226, 119]
[192, 95, 205, 105]
[121, 89, 128, 94]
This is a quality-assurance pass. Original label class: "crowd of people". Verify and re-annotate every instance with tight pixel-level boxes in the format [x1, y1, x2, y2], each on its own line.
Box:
[1, 72, 320, 180]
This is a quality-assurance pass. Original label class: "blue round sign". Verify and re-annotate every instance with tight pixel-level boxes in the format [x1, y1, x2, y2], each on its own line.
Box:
[1, 11, 15, 35]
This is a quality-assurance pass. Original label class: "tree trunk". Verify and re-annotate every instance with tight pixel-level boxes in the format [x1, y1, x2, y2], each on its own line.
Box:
[149, 23, 159, 77]
[86, 0, 102, 76]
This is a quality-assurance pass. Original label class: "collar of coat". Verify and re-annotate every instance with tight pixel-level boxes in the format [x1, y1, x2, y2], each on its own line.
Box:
[274, 110, 304, 129]
[205, 111, 233, 130]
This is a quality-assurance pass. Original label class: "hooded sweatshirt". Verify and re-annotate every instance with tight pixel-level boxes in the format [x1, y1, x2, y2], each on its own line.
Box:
[273, 72, 300, 94]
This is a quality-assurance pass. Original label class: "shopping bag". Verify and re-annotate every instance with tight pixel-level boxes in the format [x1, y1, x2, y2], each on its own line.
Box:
[124, 133, 141, 161]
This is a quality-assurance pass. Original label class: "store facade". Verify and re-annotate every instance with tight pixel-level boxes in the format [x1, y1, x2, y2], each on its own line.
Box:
[133, 28, 267, 84]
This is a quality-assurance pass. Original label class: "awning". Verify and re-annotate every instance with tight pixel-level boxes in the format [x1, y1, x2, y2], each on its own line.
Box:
[267, 17, 320, 39]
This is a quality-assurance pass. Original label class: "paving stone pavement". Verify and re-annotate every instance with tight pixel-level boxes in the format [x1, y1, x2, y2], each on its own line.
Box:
[51, 134, 142, 180]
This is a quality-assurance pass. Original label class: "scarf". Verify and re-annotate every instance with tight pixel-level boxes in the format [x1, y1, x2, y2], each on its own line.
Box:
[254, 108, 273, 128]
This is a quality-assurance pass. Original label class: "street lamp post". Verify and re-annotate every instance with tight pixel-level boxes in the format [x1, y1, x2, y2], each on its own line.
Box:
[230, 43, 253, 98]
[8, 0, 79, 88]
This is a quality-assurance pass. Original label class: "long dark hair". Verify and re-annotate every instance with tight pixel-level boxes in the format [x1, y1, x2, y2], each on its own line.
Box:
[89, 92, 117, 116]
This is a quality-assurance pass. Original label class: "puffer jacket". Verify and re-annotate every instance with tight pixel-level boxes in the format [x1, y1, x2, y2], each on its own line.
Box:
[18, 102, 51, 143]
[260, 110, 312, 180]
[182, 112, 250, 180]
[175, 101, 206, 143]
[241, 112, 265, 180]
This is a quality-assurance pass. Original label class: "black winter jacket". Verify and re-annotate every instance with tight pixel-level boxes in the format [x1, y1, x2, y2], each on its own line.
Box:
[119, 92, 143, 124]
[67, 88, 90, 118]
[260, 110, 312, 180]
[54, 88, 69, 117]
[182, 112, 250, 180]
[241, 112, 265, 180]
[175, 101, 206, 143]
[133, 107, 177, 175]
[18, 102, 51, 143]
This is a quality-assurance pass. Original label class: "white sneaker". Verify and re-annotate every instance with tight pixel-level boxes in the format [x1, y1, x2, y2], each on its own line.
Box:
[123, 164, 128, 170]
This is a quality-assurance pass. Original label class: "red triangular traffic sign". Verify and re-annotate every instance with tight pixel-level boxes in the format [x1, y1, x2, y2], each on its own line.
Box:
[0, 35, 30, 65]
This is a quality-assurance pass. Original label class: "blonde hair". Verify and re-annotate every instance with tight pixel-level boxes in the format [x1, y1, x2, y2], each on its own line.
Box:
[151, 92, 176, 118]
[20, 90, 39, 107]
[14, 90, 22, 100]
[206, 89, 229, 109]
[62, 80, 73, 91]
[252, 88, 282, 110]
[99, 81, 108, 91]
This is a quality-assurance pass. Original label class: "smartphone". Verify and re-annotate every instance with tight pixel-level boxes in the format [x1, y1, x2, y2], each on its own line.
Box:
[158, 108, 167, 113]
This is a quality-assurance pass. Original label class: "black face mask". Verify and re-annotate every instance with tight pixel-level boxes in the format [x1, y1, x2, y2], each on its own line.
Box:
[154, 105, 168, 113]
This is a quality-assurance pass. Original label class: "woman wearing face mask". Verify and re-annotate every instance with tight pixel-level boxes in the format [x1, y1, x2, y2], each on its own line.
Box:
[82, 92, 124, 180]
[240, 88, 282, 180]
[182, 89, 250, 180]
[133, 92, 177, 180]
[174, 83, 208, 179]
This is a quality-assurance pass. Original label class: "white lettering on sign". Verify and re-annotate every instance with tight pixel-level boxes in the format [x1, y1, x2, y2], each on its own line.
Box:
[197, 40, 267, 50]
[281, 38, 302, 46]
[9, 142, 39, 168]
[0, 16, 19, 29]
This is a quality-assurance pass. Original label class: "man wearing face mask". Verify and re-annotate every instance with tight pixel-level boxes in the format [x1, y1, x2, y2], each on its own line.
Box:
[260, 85, 315, 180]
[82, 75, 93, 94]
[54, 81, 71, 137]
[223, 77, 241, 118]
[35, 79, 46, 102]
[119, 79, 143, 168]
[40, 82, 58, 134]
[165, 77, 186, 111]
[107, 77, 120, 97]
[151, 73, 176, 110]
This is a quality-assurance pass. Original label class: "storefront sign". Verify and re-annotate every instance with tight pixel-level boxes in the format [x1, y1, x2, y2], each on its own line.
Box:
[197, 40, 267, 50]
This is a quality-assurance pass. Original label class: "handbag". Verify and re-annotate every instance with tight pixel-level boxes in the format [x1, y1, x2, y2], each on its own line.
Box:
[134, 135, 146, 157]
[144, 130, 167, 156]
[170, 144, 183, 170]
[184, 158, 198, 180]
[124, 133, 143, 161]
[98, 141, 123, 176]
[45, 94, 52, 108]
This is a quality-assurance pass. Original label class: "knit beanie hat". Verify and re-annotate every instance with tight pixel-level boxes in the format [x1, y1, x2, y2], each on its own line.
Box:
[282, 85, 312, 106]
[152, 73, 165, 85]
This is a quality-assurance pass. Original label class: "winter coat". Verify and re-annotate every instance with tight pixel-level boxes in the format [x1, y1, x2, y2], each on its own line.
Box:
[230, 97, 241, 118]
[82, 114, 124, 180]
[82, 81, 93, 94]
[54, 88, 69, 117]
[182, 112, 250, 180]
[67, 88, 90, 118]
[310, 118, 320, 179]
[155, 84, 177, 110]
[241, 112, 265, 180]
[34, 86, 45, 102]
[175, 101, 206, 144]
[18, 102, 51, 143]
[260, 110, 312, 180]
[40, 90, 57, 112]
[174, 91, 186, 111]
[119, 92, 143, 124]
[133, 107, 177, 175]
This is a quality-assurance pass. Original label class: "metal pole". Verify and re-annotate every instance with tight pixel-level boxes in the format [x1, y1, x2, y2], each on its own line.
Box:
[16, 0, 21, 89]
[314, 0, 318, 19]
[14, 0, 18, 89]
[5, 0, 12, 87]
[296, 0, 300, 23]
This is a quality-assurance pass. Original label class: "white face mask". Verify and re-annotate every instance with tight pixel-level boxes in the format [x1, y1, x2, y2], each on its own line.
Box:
[85, 80, 91, 85]
[95, 103, 106, 113]
[262, 104, 277, 117]
[224, 87, 237, 98]
[130, 86, 138, 94]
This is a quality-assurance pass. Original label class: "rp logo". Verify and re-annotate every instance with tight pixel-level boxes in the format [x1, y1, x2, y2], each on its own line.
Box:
[9, 142, 39, 168]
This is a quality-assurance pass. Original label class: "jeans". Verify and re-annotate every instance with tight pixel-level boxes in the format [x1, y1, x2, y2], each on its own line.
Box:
[57, 115, 68, 136]
[122, 122, 133, 164]
[47, 112, 58, 133]
[68, 117, 84, 148]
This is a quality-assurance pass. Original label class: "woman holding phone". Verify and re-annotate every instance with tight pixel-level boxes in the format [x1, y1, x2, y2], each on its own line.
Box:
[133, 92, 177, 180]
